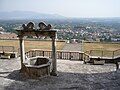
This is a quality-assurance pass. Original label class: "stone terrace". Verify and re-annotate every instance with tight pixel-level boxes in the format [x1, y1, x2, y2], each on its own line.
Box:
[0, 58, 120, 90]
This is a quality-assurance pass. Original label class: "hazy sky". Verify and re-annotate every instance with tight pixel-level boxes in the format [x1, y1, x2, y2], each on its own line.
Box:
[0, 0, 120, 18]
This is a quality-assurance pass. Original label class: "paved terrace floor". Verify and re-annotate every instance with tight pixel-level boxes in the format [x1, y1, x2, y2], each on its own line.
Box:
[0, 58, 120, 90]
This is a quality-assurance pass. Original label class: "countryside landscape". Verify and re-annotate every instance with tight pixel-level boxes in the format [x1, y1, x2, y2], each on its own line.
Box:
[0, 0, 120, 90]
[0, 18, 120, 90]
[0, 39, 120, 53]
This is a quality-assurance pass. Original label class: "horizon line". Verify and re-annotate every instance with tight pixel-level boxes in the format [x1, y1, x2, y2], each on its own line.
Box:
[0, 11, 120, 19]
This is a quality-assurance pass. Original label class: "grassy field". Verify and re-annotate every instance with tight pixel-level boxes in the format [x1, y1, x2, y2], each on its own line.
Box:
[0, 39, 120, 55]
[83, 42, 120, 52]
[83, 42, 120, 57]
[0, 39, 65, 52]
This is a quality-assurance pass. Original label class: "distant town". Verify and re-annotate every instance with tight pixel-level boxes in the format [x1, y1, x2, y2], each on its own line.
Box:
[0, 18, 120, 43]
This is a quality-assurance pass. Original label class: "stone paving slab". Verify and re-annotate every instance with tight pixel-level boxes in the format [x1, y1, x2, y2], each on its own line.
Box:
[0, 59, 120, 90]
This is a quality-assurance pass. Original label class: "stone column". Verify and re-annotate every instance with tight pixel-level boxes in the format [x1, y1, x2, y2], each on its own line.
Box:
[19, 36, 25, 71]
[51, 36, 57, 76]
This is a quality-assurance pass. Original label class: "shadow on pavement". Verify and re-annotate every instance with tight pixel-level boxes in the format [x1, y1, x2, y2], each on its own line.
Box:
[4, 69, 120, 90]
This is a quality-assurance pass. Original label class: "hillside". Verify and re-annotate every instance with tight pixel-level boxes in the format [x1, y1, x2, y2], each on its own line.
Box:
[0, 11, 66, 20]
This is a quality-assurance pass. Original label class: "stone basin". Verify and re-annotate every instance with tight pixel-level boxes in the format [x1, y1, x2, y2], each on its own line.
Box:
[23, 56, 51, 79]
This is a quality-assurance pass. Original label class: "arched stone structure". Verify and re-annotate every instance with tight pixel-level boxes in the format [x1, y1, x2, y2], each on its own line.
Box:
[16, 22, 57, 76]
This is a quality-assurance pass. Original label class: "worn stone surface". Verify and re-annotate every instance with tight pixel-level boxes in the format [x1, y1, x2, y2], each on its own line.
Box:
[0, 58, 120, 90]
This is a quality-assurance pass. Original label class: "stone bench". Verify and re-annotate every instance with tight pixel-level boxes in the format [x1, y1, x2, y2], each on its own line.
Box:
[0, 52, 17, 59]
[88, 56, 120, 70]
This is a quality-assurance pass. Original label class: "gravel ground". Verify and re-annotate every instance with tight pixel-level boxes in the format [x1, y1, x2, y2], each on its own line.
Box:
[0, 58, 120, 90]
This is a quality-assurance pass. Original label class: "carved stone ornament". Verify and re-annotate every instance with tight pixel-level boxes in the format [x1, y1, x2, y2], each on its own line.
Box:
[38, 22, 52, 30]
[22, 22, 35, 30]
[22, 22, 52, 31]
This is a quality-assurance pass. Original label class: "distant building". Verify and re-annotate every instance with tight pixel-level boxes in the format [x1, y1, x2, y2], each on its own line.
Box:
[0, 27, 17, 39]
[70, 39, 78, 43]
[0, 27, 5, 34]
[66, 40, 70, 43]
[0, 33, 17, 39]
[0, 27, 4, 31]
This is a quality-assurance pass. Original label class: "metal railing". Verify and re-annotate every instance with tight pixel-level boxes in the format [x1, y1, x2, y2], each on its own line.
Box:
[0, 46, 15, 53]
[89, 49, 120, 59]
[25, 49, 84, 61]
[113, 49, 120, 58]
[24, 49, 120, 61]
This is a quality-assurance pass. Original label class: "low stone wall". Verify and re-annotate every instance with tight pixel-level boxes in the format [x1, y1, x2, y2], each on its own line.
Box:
[24, 64, 50, 79]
